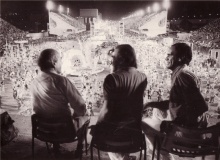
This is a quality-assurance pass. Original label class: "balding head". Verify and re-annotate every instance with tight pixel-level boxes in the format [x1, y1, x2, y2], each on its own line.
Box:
[38, 49, 61, 73]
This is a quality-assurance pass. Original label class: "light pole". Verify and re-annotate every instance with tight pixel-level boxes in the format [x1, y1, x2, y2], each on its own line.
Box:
[46, 0, 54, 33]
[146, 7, 151, 14]
[67, 8, 70, 15]
[153, 3, 160, 13]
[163, 0, 170, 33]
[59, 5, 64, 14]
[163, 0, 170, 10]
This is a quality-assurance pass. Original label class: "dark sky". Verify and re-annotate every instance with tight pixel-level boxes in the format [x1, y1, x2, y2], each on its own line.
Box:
[1, 1, 220, 31]
[2, 1, 220, 20]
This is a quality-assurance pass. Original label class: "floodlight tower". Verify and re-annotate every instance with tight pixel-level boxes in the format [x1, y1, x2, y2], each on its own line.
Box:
[138, 10, 145, 16]
[163, 0, 170, 33]
[46, 0, 54, 33]
[59, 5, 64, 14]
[163, 0, 171, 10]
[67, 8, 70, 15]
[153, 3, 160, 12]
[146, 7, 151, 14]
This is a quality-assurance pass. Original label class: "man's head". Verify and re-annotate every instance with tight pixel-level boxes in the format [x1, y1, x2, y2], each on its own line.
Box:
[111, 44, 137, 72]
[166, 43, 192, 70]
[38, 49, 62, 74]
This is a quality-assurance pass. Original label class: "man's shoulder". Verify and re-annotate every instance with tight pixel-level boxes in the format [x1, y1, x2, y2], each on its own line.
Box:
[114, 68, 146, 77]
[178, 69, 197, 80]
[52, 73, 67, 81]
[176, 69, 198, 86]
[36, 73, 69, 84]
[136, 70, 147, 78]
[105, 73, 116, 82]
[111, 70, 147, 84]
[52, 74, 71, 86]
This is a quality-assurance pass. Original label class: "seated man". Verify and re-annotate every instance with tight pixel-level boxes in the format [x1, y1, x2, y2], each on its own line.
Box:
[93, 44, 148, 160]
[143, 43, 208, 159]
[31, 49, 86, 156]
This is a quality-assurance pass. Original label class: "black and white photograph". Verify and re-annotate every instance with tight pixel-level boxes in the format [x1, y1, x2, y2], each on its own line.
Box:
[0, 0, 220, 159]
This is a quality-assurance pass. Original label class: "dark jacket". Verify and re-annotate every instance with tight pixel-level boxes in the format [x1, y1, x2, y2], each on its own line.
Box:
[169, 68, 208, 127]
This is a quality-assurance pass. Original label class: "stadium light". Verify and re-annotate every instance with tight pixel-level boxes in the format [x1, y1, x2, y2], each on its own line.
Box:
[46, 0, 54, 11]
[59, 5, 64, 13]
[146, 7, 151, 13]
[153, 3, 160, 12]
[46, 0, 54, 33]
[67, 8, 70, 15]
[163, 0, 170, 10]
[137, 10, 145, 16]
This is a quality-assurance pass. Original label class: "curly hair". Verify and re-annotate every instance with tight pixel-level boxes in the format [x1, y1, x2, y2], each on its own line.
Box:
[113, 44, 137, 71]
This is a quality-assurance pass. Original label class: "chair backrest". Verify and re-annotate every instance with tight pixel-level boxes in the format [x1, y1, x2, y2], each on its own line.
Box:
[141, 122, 165, 138]
[31, 114, 76, 143]
[92, 124, 145, 153]
[76, 119, 90, 139]
[161, 124, 220, 157]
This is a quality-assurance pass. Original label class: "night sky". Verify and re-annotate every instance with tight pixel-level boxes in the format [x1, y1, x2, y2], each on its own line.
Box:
[1, 0, 220, 31]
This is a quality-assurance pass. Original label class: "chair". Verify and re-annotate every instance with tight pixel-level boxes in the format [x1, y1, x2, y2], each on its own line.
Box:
[143, 122, 220, 160]
[161, 124, 220, 160]
[141, 121, 166, 160]
[90, 125, 147, 160]
[31, 114, 90, 159]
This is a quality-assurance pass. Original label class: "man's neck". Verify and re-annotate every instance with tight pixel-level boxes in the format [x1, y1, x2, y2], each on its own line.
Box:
[43, 69, 57, 74]
[170, 65, 185, 72]
[171, 65, 185, 76]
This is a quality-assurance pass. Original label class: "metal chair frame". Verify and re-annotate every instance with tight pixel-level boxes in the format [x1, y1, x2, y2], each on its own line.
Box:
[31, 114, 90, 159]
[142, 122, 220, 160]
[90, 127, 147, 160]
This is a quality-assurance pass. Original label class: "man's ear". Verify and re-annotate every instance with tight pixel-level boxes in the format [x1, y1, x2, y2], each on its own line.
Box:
[51, 59, 56, 67]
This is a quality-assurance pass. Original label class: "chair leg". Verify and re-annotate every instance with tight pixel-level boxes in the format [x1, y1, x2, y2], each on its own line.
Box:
[45, 142, 51, 154]
[152, 136, 157, 160]
[80, 150, 83, 160]
[32, 137, 34, 159]
[98, 149, 101, 160]
[90, 143, 93, 160]
[157, 138, 161, 160]
[143, 137, 147, 160]
[140, 149, 142, 160]
[144, 147, 147, 160]
[215, 153, 219, 160]
[85, 131, 88, 155]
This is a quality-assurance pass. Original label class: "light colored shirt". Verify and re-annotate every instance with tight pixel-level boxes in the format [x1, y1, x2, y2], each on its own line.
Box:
[31, 71, 86, 119]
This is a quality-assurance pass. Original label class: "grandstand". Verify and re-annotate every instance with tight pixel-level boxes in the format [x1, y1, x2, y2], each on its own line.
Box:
[0, 18, 26, 54]
[129, 13, 157, 32]
[124, 10, 168, 37]
[124, 16, 143, 29]
[49, 11, 86, 36]
[191, 18, 220, 48]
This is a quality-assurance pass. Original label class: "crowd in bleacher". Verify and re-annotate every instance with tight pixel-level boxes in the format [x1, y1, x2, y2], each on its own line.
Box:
[124, 16, 142, 29]
[130, 13, 157, 31]
[191, 18, 220, 48]
[50, 12, 86, 31]
[0, 18, 27, 55]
